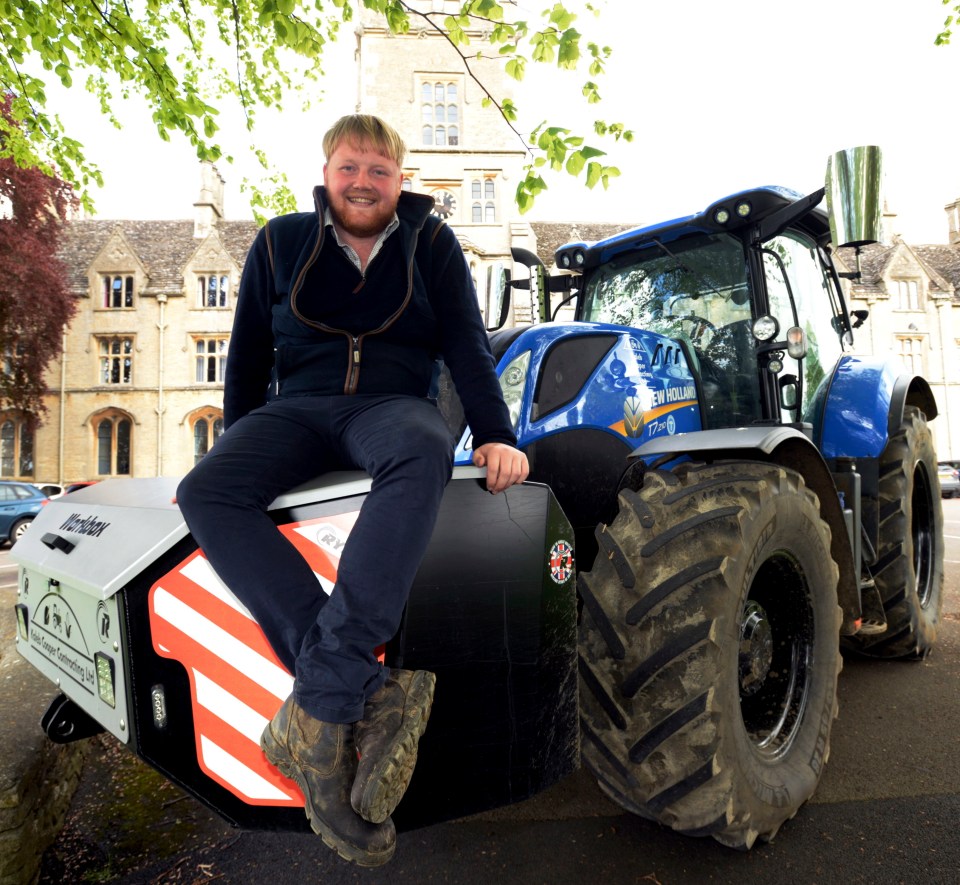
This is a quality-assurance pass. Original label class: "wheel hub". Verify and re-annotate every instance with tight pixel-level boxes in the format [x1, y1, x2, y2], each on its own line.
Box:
[739, 601, 773, 696]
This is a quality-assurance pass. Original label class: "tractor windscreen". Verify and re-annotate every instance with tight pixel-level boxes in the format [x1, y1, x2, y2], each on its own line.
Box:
[580, 232, 763, 427]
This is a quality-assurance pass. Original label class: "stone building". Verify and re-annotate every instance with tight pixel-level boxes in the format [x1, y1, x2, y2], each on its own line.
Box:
[20, 164, 259, 483]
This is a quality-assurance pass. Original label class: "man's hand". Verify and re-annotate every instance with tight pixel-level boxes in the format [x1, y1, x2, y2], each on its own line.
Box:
[472, 442, 529, 494]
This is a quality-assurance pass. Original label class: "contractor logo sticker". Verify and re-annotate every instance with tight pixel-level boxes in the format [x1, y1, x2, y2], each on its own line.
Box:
[549, 540, 575, 584]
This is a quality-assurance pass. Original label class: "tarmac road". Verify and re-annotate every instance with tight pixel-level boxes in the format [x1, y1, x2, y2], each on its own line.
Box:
[9, 498, 960, 885]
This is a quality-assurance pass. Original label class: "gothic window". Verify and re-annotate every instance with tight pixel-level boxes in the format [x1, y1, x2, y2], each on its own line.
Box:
[895, 280, 921, 311]
[484, 179, 495, 199]
[190, 409, 225, 465]
[472, 179, 482, 200]
[98, 336, 134, 385]
[198, 274, 230, 308]
[195, 337, 228, 383]
[0, 416, 33, 477]
[101, 275, 134, 309]
[421, 80, 460, 146]
[896, 335, 925, 374]
[94, 410, 132, 475]
[472, 202, 482, 223]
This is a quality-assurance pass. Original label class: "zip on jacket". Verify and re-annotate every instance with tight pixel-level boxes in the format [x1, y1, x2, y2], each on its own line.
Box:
[272, 188, 430, 395]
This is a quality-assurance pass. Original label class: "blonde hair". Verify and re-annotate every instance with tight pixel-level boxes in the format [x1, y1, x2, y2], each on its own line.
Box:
[322, 115, 407, 166]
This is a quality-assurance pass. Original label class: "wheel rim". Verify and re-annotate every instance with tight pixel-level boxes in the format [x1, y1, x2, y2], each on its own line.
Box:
[738, 552, 814, 759]
[911, 463, 936, 608]
[14, 522, 29, 541]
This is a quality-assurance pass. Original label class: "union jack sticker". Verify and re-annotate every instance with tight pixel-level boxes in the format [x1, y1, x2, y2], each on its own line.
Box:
[548, 540, 575, 584]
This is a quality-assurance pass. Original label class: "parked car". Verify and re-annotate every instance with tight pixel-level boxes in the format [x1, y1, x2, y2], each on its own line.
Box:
[65, 481, 99, 494]
[37, 482, 66, 498]
[938, 463, 960, 498]
[0, 481, 49, 546]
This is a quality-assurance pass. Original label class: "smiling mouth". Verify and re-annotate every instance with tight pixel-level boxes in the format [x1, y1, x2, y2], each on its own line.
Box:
[346, 193, 376, 206]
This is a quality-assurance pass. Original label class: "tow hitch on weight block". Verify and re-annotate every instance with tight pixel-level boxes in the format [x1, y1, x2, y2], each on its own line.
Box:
[41, 693, 106, 744]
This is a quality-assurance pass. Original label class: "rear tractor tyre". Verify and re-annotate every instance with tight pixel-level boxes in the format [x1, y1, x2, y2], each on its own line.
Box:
[578, 461, 842, 849]
[845, 406, 943, 659]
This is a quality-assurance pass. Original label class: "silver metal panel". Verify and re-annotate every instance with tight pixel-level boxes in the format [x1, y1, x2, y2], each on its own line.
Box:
[10, 477, 189, 601]
[15, 567, 132, 743]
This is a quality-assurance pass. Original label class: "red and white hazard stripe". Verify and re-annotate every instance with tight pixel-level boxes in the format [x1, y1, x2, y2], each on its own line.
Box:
[148, 511, 360, 806]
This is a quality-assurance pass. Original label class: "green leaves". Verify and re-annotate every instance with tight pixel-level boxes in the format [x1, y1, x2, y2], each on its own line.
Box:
[935, 1, 959, 44]
[0, 0, 631, 217]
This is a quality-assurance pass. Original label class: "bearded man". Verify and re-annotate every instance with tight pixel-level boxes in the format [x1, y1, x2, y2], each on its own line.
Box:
[176, 114, 527, 866]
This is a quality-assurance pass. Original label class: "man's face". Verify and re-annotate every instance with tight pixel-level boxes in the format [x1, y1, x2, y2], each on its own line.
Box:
[323, 140, 403, 239]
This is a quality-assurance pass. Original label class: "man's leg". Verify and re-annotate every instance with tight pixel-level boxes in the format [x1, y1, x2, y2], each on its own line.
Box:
[288, 396, 451, 823]
[177, 397, 398, 864]
[176, 399, 340, 671]
[292, 395, 453, 721]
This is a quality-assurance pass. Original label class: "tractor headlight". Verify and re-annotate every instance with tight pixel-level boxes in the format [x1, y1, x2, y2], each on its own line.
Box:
[752, 315, 779, 342]
[499, 350, 531, 429]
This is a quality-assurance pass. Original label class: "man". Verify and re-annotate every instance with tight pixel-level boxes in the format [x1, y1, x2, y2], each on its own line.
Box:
[176, 114, 528, 866]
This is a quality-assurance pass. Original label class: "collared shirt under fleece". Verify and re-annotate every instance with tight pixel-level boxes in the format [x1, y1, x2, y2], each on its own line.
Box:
[223, 186, 517, 449]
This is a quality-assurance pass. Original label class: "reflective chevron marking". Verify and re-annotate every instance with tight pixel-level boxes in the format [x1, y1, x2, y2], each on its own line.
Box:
[148, 510, 362, 807]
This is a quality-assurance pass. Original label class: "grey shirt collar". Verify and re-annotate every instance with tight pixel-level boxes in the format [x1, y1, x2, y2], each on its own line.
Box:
[324, 207, 400, 272]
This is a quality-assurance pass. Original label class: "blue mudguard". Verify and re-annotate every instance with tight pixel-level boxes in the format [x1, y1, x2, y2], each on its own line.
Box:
[819, 355, 926, 460]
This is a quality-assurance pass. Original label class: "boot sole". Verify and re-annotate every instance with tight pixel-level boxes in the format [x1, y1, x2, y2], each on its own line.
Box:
[352, 669, 437, 824]
[261, 727, 396, 867]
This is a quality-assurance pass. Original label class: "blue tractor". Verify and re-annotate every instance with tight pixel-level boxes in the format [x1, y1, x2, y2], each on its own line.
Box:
[12, 146, 942, 854]
[452, 145, 943, 848]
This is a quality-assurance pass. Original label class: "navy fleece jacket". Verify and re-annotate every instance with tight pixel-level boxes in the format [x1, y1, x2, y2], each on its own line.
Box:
[223, 186, 517, 449]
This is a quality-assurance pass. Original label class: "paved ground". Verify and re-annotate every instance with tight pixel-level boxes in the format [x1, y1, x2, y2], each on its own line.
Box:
[8, 498, 960, 884]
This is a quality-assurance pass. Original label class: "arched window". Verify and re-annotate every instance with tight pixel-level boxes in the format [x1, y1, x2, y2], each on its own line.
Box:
[189, 409, 225, 465]
[0, 415, 35, 477]
[94, 411, 132, 475]
[472, 179, 482, 200]
[472, 203, 483, 223]
[485, 202, 496, 223]
[484, 179, 496, 199]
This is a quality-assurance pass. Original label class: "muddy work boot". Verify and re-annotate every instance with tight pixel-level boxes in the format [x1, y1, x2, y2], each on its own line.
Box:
[352, 668, 436, 824]
[261, 696, 396, 867]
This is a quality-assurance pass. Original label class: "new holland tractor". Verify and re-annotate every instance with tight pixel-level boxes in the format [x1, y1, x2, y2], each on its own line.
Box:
[11, 146, 942, 851]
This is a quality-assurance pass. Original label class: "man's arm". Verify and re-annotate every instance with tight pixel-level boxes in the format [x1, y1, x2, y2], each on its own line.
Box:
[426, 221, 528, 492]
[223, 226, 279, 428]
[472, 442, 529, 494]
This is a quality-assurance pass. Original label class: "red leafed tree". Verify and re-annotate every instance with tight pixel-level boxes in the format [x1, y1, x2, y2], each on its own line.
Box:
[0, 100, 78, 422]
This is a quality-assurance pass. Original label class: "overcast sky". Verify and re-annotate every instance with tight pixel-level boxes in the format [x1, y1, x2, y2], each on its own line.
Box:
[53, 0, 959, 244]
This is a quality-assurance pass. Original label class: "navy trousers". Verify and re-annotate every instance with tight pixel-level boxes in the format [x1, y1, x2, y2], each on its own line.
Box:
[176, 395, 454, 723]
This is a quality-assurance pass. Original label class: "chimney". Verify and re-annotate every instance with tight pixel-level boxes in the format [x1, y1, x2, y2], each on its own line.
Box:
[194, 161, 225, 238]
[946, 195, 960, 246]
